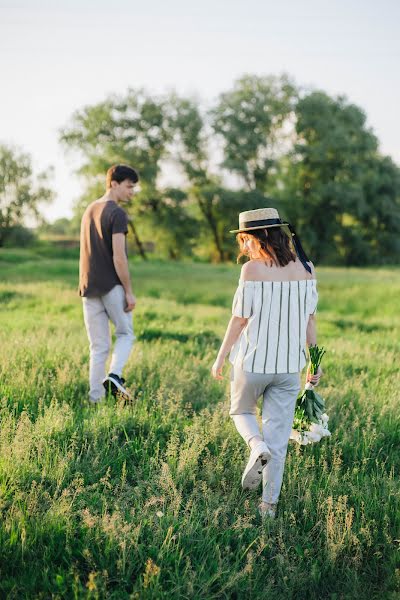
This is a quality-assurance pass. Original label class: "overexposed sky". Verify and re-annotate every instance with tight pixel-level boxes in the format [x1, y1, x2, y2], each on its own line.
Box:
[1, 0, 399, 221]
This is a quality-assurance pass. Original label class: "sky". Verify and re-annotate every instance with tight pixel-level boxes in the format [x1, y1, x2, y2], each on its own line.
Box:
[1, 0, 399, 222]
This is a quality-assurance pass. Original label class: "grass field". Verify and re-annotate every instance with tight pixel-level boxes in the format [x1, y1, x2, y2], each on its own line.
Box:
[0, 248, 399, 599]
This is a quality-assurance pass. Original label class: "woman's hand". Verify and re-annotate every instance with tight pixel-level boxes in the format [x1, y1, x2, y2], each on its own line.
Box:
[307, 365, 323, 386]
[211, 356, 225, 380]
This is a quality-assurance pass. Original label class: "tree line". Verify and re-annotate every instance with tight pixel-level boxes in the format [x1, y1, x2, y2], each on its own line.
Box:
[2, 74, 400, 264]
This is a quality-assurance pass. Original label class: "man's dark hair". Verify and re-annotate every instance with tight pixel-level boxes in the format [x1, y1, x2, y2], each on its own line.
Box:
[106, 164, 139, 188]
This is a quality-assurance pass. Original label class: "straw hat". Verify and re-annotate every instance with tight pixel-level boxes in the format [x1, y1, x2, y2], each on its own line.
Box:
[230, 207, 289, 233]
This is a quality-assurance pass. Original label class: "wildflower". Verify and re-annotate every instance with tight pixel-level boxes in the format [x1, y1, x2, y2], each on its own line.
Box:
[143, 558, 160, 588]
[86, 572, 97, 592]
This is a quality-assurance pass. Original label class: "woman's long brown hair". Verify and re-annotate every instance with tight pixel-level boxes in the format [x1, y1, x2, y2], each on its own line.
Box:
[237, 228, 297, 266]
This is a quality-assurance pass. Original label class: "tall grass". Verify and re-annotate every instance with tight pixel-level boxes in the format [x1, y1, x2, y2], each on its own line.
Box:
[0, 249, 399, 599]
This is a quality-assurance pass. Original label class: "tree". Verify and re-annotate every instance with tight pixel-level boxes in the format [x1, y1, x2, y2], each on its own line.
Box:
[211, 74, 297, 192]
[39, 217, 75, 236]
[353, 155, 400, 264]
[0, 145, 54, 246]
[60, 89, 198, 259]
[165, 93, 209, 186]
[165, 94, 258, 261]
[165, 94, 228, 260]
[60, 82, 400, 265]
[166, 89, 297, 261]
[278, 91, 400, 264]
[186, 183, 271, 262]
[148, 187, 198, 259]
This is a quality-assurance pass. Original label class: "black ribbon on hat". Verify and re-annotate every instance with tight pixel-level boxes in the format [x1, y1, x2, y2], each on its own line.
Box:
[240, 218, 282, 228]
[287, 224, 312, 275]
[241, 218, 312, 275]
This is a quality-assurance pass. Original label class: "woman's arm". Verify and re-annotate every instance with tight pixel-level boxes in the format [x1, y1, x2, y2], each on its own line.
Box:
[211, 315, 247, 380]
[306, 314, 323, 385]
[306, 314, 317, 347]
[305, 262, 323, 385]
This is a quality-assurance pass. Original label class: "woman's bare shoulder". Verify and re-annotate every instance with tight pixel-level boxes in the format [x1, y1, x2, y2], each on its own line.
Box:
[292, 258, 316, 279]
[307, 261, 316, 278]
[241, 260, 269, 281]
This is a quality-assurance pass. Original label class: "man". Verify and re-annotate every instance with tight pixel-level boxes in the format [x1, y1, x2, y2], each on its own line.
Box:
[79, 164, 139, 403]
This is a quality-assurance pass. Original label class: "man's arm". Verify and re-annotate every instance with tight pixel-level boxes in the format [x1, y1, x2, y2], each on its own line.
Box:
[112, 233, 136, 312]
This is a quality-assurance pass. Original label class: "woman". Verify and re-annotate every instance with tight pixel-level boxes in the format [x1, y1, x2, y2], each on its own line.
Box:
[211, 208, 322, 520]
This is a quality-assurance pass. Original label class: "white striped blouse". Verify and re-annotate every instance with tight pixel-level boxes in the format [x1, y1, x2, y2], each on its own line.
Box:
[229, 279, 318, 374]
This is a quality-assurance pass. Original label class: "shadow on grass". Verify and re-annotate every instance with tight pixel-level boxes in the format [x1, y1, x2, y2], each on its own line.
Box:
[0, 290, 32, 304]
[138, 328, 220, 346]
[331, 318, 386, 333]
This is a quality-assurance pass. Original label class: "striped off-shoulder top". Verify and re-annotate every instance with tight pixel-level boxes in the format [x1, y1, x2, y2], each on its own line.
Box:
[229, 279, 318, 374]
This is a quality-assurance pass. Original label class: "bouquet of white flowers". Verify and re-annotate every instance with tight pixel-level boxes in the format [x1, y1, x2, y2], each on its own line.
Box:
[290, 346, 331, 446]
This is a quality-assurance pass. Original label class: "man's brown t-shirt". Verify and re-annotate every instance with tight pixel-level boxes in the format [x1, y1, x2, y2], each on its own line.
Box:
[79, 199, 129, 297]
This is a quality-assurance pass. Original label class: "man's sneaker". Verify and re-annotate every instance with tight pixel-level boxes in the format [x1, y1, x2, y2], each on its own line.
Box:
[241, 441, 271, 490]
[258, 501, 277, 520]
[102, 373, 131, 400]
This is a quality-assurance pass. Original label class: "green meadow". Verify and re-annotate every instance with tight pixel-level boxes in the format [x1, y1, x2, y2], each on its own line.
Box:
[0, 248, 399, 599]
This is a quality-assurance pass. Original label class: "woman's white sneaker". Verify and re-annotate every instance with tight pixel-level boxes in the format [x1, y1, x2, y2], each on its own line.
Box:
[241, 441, 271, 490]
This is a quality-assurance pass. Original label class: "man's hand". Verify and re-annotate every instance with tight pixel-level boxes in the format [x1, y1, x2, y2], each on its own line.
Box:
[125, 292, 136, 312]
[211, 356, 225, 380]
[306, 365, 323, 386]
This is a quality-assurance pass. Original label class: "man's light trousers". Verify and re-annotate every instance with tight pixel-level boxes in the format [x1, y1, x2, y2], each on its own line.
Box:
[82, 285, 135, 402]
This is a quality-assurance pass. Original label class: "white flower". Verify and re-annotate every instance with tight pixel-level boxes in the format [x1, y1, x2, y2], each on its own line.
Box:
[321, 413, 329, 426]
[315, 418, 331, 437]
[306, 430, 322, 443]
[290, 429, 309, 445]
[290, 428, 302, 443]
[290, 423, 331, 446]
[320, 426, 331, 437]
[156, 511, 164, 518]
[310, 423, 328, 437]
[300, 432, 311, 445]
[311, 422, 331, 439]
